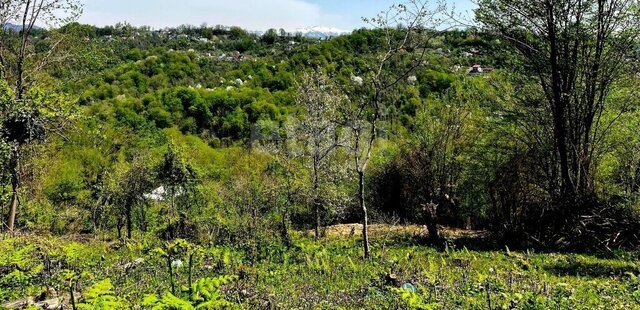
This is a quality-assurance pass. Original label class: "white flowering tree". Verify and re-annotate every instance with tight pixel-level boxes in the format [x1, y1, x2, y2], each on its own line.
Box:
[292, 70, 346, 238]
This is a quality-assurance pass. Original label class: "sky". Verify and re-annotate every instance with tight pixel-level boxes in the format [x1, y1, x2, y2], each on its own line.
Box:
[79, 0, 476, 32]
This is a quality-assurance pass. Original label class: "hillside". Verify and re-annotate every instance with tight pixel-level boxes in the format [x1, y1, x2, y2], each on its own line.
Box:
[1, 0, 640, 308]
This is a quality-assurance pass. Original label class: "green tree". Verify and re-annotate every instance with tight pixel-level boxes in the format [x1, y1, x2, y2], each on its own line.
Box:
[261, 29, 279, 45]
[477, 0, 640, 201]
[0, 0, 83, 231]
[112, 155, 155, 239]
[156, 144, 202, 240]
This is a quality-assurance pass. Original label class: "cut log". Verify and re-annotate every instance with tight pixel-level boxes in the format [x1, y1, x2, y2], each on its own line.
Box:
[1, 297, 35, 309]
[35, 298, 63, 310]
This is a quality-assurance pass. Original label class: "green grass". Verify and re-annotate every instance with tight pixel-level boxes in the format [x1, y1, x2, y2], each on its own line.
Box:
[1, 232, 639, 309]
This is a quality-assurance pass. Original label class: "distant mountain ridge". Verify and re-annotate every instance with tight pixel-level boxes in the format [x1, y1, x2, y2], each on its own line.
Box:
[250, 26, 350, 40]
[3, 23, 23, 31]
[3, 23, 43, 31]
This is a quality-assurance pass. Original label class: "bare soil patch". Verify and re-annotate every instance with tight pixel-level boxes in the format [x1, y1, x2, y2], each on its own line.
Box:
[306, 223, 488, 239]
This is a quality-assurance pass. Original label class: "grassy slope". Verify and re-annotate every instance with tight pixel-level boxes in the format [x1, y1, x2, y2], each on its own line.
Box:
[1, 229, 639, 309]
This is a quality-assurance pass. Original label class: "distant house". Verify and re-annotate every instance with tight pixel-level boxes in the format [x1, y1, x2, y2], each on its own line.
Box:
[232, 51, 250, 62]
[469, 64, 483, 74]
[468, 64, 494, 75]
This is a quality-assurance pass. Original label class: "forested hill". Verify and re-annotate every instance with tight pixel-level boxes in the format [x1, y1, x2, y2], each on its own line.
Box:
[0, 20, 517, 238]
[2, 19, 638, 248]
[67, 23, 505, 143]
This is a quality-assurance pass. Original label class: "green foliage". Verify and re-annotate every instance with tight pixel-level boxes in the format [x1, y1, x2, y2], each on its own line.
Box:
[0, 234, 639, 308]
[391, 287, 441, 310]
[78, 279, 128, 309]
[142, 276, 238, 310]
[142, 293, 195, 309]
[3, 12, 640, 308]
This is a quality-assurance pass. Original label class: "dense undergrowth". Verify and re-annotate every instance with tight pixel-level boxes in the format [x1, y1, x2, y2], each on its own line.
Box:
[1, 231, 639, 309]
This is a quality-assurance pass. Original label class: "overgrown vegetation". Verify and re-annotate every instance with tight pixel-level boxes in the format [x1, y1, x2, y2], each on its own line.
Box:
[1, 233, 639, 308]
[1, 0, 640, 307]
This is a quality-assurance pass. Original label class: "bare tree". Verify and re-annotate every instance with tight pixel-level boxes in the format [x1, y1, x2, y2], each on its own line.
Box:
[343, 0, 450, 258]
[0, 0, 82, 231]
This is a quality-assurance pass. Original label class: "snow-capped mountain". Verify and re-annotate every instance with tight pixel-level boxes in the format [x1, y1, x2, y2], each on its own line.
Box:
[250, 26, 350, 40]
[293, 26, 350, 39]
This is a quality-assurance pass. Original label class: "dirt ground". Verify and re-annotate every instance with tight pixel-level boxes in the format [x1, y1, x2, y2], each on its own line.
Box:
[305, 223, 488, 239]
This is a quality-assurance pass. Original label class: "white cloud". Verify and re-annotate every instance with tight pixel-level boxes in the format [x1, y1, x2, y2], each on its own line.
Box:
[79, 0, 340, 31]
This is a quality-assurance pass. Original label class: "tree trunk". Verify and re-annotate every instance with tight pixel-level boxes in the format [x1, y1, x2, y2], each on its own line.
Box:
[167, 254, 175, 295]
[281, 209, 290, 247]
[187, 253, 194, 295]
[125, 204, 132, 239]
[117, 215, 123, 239]
[425, 202, 439, 243]
[359, 170, 370, 259]
[6, 144, 19, 232]
[7, 188, 17, 232]
[0, 185, 5, 229]
[281, 170, 294, 247]
[553, 106, 573, 197]
[91, 199, 101, 233]
[313, 161, 321, 239]
[16, 57, 24, 100]
[315, 204, 321, 239]
[546, 2, 575, 199]
[69, 282, 77, 310]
